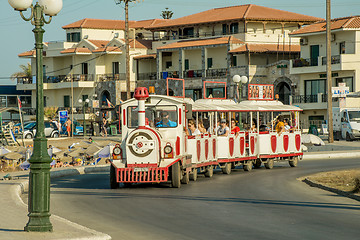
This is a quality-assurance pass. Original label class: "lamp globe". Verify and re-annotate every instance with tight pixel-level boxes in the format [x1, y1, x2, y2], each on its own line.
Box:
[38, 0, 63, 16]
[8, 0, 33, 11]
[240, 76, 248, 84]
[232, 75, 241, 83]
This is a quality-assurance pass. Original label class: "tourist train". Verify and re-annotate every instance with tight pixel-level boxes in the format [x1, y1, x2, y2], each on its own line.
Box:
[109, 85, 303, 188]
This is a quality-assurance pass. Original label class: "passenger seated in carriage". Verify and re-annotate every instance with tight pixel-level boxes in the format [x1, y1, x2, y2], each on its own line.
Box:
[186, 119, 201, 136]
[217, 119, 229, 136]
[275, 115, 285, 135]
[230, 118, 240, 137]
[156, 111, 177, 127]
[197, 120, 207, 134]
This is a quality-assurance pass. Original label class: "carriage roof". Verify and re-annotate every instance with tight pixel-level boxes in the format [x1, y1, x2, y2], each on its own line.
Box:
[192, 99, 302, 112]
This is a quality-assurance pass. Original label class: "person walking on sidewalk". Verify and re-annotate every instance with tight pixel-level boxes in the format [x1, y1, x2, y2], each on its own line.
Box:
[102, 117, 108, 137]
[65, 118, 72, 137]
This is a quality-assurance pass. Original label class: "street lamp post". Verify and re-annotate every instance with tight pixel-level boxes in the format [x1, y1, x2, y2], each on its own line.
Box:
[233, 75, 248, 129]
[8, 0, 63, 232]
[79, 98, 90, 138]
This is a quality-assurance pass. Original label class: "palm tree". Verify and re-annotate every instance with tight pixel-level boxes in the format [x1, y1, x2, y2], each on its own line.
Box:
[11, 63, 32, 82]
[161, 8, 174, 19]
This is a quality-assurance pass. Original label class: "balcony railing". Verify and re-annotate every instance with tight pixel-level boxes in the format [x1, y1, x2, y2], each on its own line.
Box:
[97, 73, 126, 82]
[162, 30, 244, 41]
[17, 75, 94, 84]
[183, 70, 203, 79]
[137, 72, 157, 80]
[322, 55, 341, 65]
[292, 58, 318, 68]
[205, 68, 227, 79]
[160, 71, 180, 79]
[293, 95, 318, 103]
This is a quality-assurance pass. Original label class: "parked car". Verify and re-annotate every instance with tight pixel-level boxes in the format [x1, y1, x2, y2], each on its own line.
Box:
[23, 121, 60, 139]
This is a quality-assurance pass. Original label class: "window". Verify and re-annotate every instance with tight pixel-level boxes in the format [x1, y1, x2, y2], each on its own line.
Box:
[336, 77, 353, 92]
[0, 96, 6, 107]
[184, 59, 189, 70]
[67, 32, 81, 42]
[339, 42, 346, 54]
[222, 24, 228, 35]
[165, 61, 172, 68]
[230, 23, 239, 34]
[64, 95, 70, 107]
[81, 63, 88, 75]
[232, 55, 237, 67]
[20, 96, 31, 108]
[44, 96, 47, 107]
[112, 62, 119, 74]
[305, 79, 326, 96]
[207, 58, 213, 69]
[183, 27, 194, 37]
[127, 105, 178, 128]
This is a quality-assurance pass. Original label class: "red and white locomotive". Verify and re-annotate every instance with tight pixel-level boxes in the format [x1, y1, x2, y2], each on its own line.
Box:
[110, 87, 303, 188]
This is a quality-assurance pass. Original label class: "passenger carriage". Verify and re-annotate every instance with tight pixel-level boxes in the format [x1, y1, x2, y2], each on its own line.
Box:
[110, 87, 303, 188]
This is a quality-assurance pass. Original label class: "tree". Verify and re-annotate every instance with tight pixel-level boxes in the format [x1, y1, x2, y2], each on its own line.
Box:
[11, 62, 32, 81]
[44, 107, 58, 120]
[161, 8, 174, 19]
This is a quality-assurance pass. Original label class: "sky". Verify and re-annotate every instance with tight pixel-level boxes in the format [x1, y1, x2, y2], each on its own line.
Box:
[1, 0, 360, 85]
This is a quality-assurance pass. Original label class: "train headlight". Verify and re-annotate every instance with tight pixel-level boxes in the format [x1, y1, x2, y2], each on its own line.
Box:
[164, 145, 173, 154]
[113, 147, 121, 155]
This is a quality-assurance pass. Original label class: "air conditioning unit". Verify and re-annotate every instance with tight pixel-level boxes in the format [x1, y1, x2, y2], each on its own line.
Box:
[331, 34, 336, 42]
[300, 38, 308, 46]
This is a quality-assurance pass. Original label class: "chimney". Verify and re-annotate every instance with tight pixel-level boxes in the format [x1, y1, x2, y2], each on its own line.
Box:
[134, 87, 149, 127]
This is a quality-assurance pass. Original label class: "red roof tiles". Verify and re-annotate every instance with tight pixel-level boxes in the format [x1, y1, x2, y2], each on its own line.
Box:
[148, 4, 323, 30]
[60, 48, 92, 54]
[229, 43, 300, 53]
[133, 54, 157, 60]
[291, 16, 360, 35]
[18, 50, 35, 57]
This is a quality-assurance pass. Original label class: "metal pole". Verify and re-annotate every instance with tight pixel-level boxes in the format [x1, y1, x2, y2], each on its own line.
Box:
[326, 0, 334, 143]
[125, 0, 131, 100]
[83, 103, 86, 138]
[21, 3, 53, 232]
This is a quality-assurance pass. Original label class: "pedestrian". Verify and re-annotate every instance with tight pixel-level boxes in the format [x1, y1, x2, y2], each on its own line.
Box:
[102, 117, 108, 137]
[65, 118, 72, 137]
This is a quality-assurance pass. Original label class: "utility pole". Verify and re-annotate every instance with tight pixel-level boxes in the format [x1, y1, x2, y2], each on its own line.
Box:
[326, 0, 334, 143]
[115, 0, 142, 100]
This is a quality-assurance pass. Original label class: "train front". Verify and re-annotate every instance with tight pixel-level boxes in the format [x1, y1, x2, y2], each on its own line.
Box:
[110, 87, 186, 188]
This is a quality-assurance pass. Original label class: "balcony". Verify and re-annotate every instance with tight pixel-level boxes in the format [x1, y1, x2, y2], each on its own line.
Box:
[97, 73, 126, 82]
[292, 94, 338, 110]
[162, 30, 244, 41]
[292, 58, 318, 68]
[137, 72, 157, 80]
[322, 55, 341, 65]
[160, 71, 180, 79]
[205, 68, 227, 79]
[17, 74, 94, 84]
[183, 70, 202, 79]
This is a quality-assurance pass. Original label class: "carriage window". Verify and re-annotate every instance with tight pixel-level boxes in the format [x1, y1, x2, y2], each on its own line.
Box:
[127, 105, 178, 128]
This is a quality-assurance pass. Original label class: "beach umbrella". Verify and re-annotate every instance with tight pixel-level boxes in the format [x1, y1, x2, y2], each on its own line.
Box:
[85, 145, 101, 155]
[96, 145, 111, 158]
[302, 134, 325, 146]
[68, 148, 84, 158]
[4, 152, 24, 160]
[0, 147, 11, 156]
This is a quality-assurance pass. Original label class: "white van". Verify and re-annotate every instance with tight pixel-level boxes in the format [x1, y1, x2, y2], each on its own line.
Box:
[333, 107, 360, 141]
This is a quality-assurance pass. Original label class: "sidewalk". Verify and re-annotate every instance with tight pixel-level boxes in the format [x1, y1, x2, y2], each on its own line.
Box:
[0, 166, 111, 240]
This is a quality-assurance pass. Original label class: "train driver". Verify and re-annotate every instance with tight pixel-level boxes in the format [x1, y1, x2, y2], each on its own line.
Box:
[156, 111, 177, 127]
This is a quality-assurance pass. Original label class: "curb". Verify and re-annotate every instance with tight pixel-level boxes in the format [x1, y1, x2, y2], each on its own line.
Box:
[303, 151, 360, 160]
[302, 178, 360, 202]
[13, 165, 111, 240]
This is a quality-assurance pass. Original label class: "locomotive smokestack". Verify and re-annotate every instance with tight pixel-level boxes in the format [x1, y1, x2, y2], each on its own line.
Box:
[134, 87, 149, 127]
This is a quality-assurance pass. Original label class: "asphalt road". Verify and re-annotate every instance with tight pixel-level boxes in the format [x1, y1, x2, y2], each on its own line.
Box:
[38, 158, 360, 240]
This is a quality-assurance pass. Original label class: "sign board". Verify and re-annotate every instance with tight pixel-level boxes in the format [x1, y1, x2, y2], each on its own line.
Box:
[58, 110, 68, 126]
[92, 100, 99, 108]
[248, 84, 274, 100]
[332, 86, 349, 98]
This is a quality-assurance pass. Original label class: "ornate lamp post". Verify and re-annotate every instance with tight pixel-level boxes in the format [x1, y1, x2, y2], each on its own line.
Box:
[8, 0, 63, 232]
[233, 75, 248, 129]
[79, 98, 90, 138]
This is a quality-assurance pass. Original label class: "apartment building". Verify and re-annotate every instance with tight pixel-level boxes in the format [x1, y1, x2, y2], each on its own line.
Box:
[290, 16, 360, 126]
[136, 4, 322, 102]
[17, 4, 322, 115]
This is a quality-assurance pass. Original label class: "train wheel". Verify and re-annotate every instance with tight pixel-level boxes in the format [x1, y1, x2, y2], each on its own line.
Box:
[110, 164, 119, 189]
[171, 162, 181, 188]
[243, 161, 253, 172]
[264, 159, 274, 169]
[254, 159, 262, 169]
[289, 156, 299, 167]
[204, 166, 213, 178]
[181, 171, 190, 184]
[222, 163, 231, 175]
[190, 168, 198, 181]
